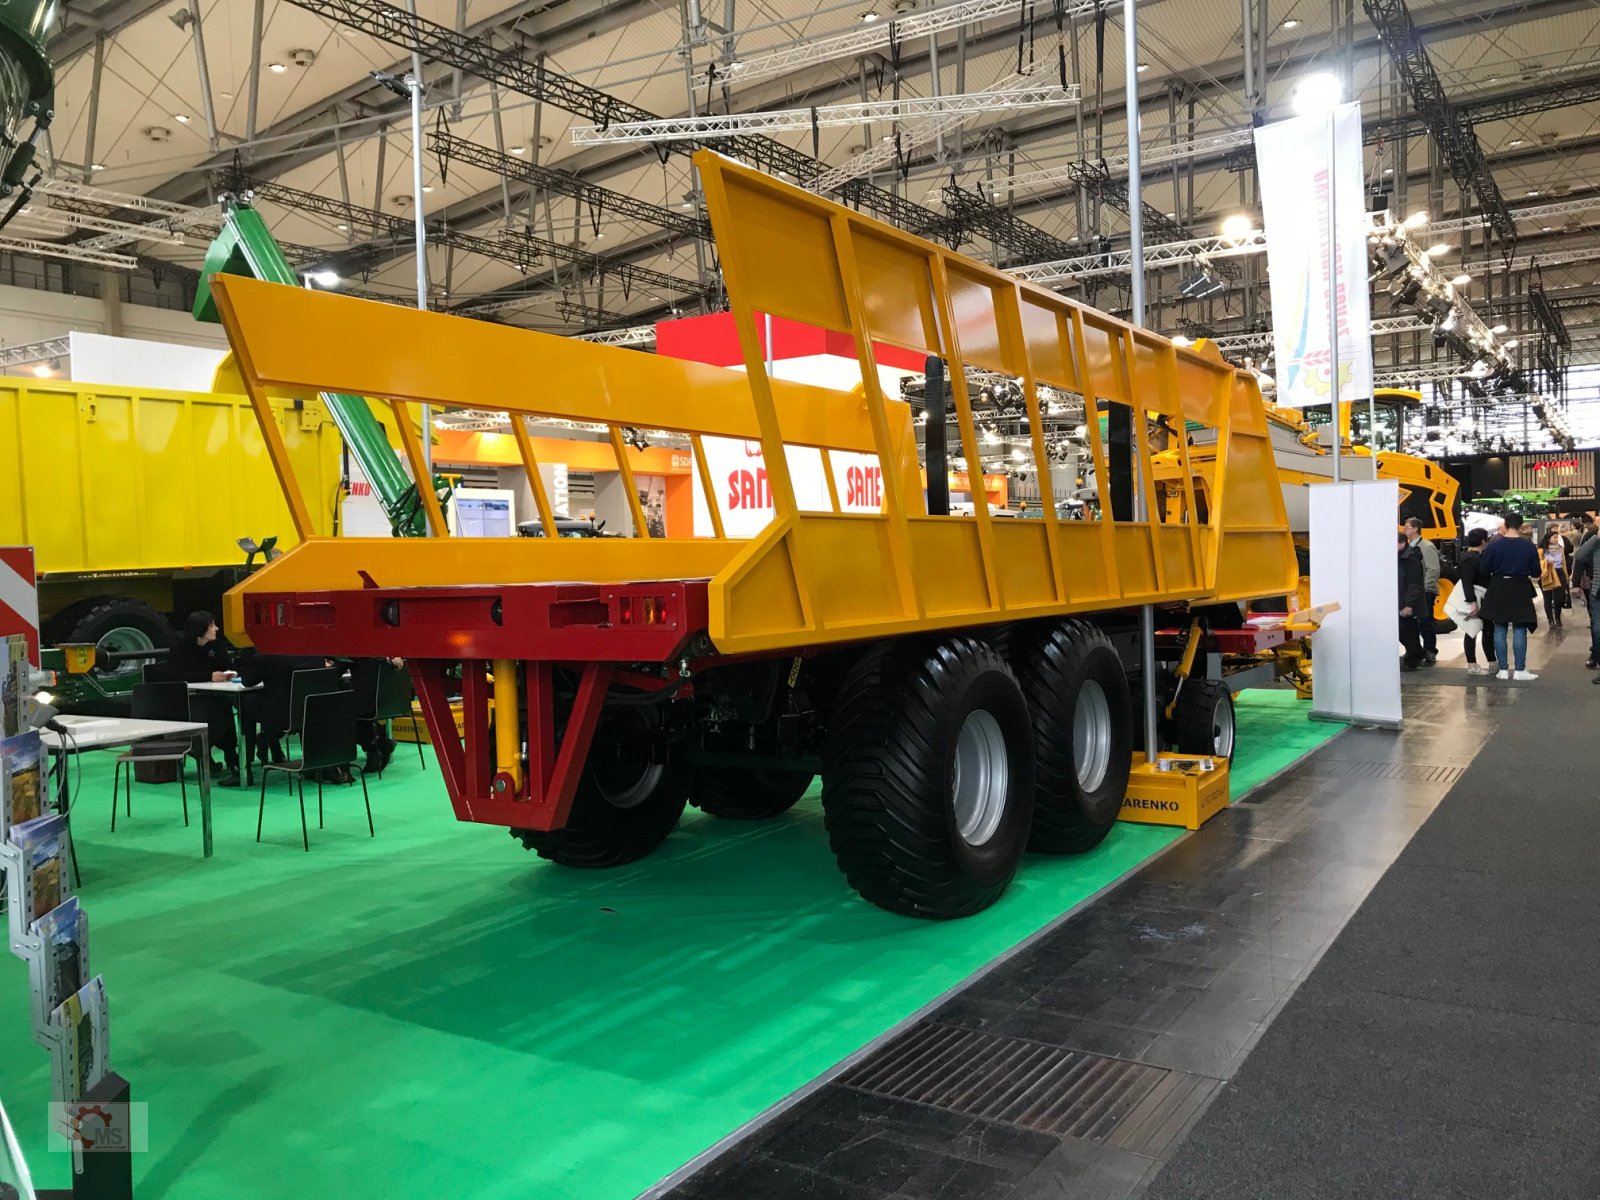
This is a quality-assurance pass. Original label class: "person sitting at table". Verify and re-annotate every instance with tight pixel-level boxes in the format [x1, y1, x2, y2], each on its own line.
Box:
[239, 652, 332, 768]
[169, 611, 242, 787]
[347, 657, 405, 774]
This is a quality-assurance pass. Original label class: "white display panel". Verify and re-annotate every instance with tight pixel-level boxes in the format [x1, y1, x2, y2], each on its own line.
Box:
[1309, 479, 1403, 727]
[68, 332, 227, 392]
[451, 488, 516, 537]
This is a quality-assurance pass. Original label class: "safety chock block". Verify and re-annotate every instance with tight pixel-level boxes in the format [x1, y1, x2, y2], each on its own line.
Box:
[1118, 753, 1231, 831]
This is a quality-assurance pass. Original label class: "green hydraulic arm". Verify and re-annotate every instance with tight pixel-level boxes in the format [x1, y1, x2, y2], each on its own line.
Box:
[193, 199, 440, 537]
[0, 0, 56, 227]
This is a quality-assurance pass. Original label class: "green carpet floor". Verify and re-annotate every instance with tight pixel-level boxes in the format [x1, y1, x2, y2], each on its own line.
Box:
[0, 687, 1337, 1200]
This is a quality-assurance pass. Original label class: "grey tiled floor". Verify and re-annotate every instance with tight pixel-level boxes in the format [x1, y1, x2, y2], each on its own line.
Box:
[657, 683, 1483, 1200]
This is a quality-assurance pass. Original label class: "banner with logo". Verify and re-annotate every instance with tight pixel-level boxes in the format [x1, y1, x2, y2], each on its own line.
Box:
[1254, 101, 1373, 410]
[691, 439, 883, 537]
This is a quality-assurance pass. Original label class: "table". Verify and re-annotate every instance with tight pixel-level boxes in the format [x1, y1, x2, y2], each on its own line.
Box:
[41, 715, 214, 858]
[188, 680, 265, 787]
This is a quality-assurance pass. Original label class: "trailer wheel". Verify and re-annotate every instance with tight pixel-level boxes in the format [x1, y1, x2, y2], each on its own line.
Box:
[693, 767, 814, 819]
[1017, 620, 1134, 855]
[513, 707, 688, 868]
[822, 637, 1034, 919]
[65, 598, 174, 683]
[1167, 679, 1236, 761]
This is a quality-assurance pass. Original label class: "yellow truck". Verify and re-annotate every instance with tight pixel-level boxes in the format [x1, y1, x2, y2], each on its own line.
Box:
[0, 375, 340, 703]
[210, 151, 1298, 918]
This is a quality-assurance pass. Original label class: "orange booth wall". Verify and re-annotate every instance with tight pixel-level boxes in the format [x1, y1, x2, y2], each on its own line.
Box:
[432, 430, 696, 536]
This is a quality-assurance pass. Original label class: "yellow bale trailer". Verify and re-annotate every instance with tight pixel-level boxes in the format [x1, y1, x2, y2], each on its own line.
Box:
[214, 152, 1297, 918]
[0, 375, 340, 695]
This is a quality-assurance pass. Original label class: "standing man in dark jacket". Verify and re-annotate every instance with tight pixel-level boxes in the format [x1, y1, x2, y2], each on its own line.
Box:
[1403, 518, 1441, 664]
[1479, 512, 1543, 680]
[1575, 533, 1600, 672]
[1398, 532, 1427, 671]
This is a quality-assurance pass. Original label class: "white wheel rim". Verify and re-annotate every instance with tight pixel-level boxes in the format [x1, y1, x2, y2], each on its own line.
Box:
[1212, 695, 1236, 758]
[1074, 679, 1113, 793]
[952, 708, 1009, 846]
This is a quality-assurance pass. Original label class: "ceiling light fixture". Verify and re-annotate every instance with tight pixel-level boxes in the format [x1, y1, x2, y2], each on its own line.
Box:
[860, 9, 880, 21]
[1282, 16, 1301, 27]
[1491, 323, 1508, 333]
[510, 146, 526, 155]
[90, 163, 105, 171]
[1291, 71, 1342, 117]
[268, 61, 287, 73]
[1504, 338, 1520, 349]
[1426, 242, 1451, 256]
[1527, 189, 1540, 196]
[1405, 210, 1428, 227]
[173, 113, 190, 123]
[1136, 62, 1150, 73]
[336, 223, 348, 231]
[308, 270, 341, 287]
[1451, 273, 1470, 286]
[1220, 213, 1253, 240]
[422, 184, 433, 192]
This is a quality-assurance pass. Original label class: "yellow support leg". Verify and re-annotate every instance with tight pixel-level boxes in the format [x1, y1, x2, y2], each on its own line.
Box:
[492, 658, 522, 792]
[1121, 753, 1231, 831]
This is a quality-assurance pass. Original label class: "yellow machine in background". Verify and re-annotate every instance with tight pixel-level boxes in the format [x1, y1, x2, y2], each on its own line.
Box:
[0, 374, 341, 698]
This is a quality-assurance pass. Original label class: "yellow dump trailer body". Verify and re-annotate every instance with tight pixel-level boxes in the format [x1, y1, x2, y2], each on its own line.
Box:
[0, 375, 341, 579]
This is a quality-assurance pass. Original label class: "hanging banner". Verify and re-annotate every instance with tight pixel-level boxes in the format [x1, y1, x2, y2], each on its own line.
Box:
[691, 439, 884, 537]
[1254, 101, 1373, 410]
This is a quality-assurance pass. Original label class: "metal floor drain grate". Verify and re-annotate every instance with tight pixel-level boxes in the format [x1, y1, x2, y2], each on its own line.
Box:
[1306, 759, 1464, 784]
[838, 1021, 1168, 1140]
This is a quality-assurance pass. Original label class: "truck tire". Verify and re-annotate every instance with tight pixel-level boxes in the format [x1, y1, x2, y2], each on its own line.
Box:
[65, 598, 173, 682]
[822, 637, 1035, 919]
[513, 708, 689, 868]
[1016, 619, 1133, 855]
[693, 767, 814, 819]
[1167, 678, 1236, 761]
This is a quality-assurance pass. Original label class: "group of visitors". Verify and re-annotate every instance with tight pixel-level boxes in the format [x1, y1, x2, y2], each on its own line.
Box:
[1406, 512, 1600, 683]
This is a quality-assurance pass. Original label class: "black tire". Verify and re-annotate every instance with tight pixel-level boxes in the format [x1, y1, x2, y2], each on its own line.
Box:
[1016, 619, 1134, 855]
[65, 598, 174, 682]
[1167, 678, 1236, 761]
[693, 766, 814, 819]
[512, 707, 688, 868]
[822, 637, 1035, 919]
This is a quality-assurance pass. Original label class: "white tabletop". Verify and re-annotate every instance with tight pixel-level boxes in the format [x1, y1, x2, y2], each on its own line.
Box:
[40, 715, 208, 752]
[187, 681, 263, 694]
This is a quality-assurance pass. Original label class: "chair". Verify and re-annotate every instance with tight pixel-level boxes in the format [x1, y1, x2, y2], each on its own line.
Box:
[371, 663, 425, 774]
[112, 682, 195, 830]
[257, 690, 373, 851]
[287, 667, 342, 752]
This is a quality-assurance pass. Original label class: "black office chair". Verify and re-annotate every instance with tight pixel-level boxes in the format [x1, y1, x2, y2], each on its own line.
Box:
[287, 667, 342, 753]
[112, 682, 195, 830]
[257, 690, 374, 851]
[371, 664, 425, 774]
